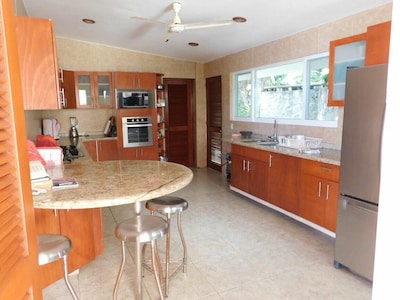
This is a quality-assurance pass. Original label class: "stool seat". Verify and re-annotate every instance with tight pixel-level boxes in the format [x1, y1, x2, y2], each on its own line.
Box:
[37, 234, 79, 300]
[113, 215, 168, 300]
[146, 196, 188, 297]
[38, 234, 72, 265]
[146, 196, 188, 214]
[115, 215, 168, 243]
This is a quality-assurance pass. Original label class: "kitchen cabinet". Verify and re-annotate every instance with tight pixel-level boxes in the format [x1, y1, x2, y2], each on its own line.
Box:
[365, 21, 391, 66]
[118, 146, 158, 160]
[156, 73, 166, 157]
[328, 21, 391, 106]
[327, 33, 367, 107]
[15, 16, 61, 110]
[34, 208, 103, 288]
[84, 139, 118, 161]
[114, 72, 157, 89]
[268, 152, 300, 214]
[116, 108, 159, 160]
[62, 71, 114, 108]
[231, 144, 269, 200]
[299, 159, 339, 232]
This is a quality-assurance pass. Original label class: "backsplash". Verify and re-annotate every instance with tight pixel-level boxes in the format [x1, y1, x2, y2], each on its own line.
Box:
[25, 108, 115, 141]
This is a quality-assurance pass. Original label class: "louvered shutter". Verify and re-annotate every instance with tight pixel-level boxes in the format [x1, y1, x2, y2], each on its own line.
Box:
[0, 0, 40, 298]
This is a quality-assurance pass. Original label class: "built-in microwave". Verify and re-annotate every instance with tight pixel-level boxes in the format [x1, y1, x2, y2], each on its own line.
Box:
[116, 89, 155, 108]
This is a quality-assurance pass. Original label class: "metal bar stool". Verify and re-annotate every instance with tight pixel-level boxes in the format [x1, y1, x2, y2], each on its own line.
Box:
[113, 215, 168, 300]
[37, 234, 79, 300]
[145, 196, 188, 297]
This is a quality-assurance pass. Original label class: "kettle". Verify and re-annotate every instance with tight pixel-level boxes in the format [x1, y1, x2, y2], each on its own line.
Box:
[42, 119, 61, 139]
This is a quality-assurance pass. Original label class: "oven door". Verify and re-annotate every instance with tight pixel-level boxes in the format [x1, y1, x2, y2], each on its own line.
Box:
[122, 122, 153, 148]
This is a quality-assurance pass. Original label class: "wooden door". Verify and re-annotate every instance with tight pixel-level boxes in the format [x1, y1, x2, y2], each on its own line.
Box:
[324, 179, 339, 232]
[206, 76, 222, 171]
[164, 78, 195, 167]
[0, 0, 40, 298]
[268, 153, 300, 214]
[230, 153, 248, 192]
[248, 159, 269, 201]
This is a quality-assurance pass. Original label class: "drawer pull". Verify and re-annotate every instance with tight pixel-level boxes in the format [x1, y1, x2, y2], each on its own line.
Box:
[319, 165, 332, 171]
[326, 184, 330, 200]
[318, 181, 322, 197]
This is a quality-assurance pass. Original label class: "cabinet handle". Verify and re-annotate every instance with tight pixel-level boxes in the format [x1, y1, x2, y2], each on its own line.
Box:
[59, 69, 64, 83]
[53, 209, 58, 216]
[319, 165, 332, 171]
[326, 184, 330, 200]
[269, 154, 272, 167]
[242, 159, 246, 171]
[247, 160, 251, 172]
[60, 88, 65, 108]
[318, 181, 322, 197]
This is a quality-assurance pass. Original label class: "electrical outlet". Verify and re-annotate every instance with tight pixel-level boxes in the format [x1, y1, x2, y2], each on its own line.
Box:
[230, 123, 234, 130]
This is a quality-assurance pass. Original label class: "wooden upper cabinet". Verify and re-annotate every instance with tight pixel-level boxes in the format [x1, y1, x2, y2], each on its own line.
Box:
[15, 16, 61, 110]
[114, 72, 157, 89]
[62, 71, 114, 108]
[365, 21, 391, 66]
[328, 33, 367, 107]
[328, 21, 391, 107]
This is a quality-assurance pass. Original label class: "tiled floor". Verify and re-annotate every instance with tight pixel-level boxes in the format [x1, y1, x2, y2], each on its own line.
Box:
[43, 167, 372, 299]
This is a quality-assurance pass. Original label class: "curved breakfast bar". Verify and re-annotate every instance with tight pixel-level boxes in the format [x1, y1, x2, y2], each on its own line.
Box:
[33, 157, 193, 299]
[34, 159, 193, 210]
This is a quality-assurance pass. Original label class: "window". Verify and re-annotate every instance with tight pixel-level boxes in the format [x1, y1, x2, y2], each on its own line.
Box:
[233, 53, 338, 126]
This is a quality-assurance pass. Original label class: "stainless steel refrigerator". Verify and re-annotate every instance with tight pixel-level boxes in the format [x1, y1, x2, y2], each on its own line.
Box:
[334, 64, 388, 281]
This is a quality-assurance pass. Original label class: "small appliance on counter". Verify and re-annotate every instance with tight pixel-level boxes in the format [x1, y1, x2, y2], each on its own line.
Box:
[69, 117, 79, 138]
[42, 119, 61, 139]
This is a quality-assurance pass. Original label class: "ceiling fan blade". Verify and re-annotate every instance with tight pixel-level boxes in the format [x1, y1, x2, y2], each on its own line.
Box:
[184, 20, 235, 30]
[131, 16, 169, 26]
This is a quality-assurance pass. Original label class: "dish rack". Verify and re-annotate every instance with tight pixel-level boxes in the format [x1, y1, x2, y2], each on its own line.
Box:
[281, 135, 322, 150]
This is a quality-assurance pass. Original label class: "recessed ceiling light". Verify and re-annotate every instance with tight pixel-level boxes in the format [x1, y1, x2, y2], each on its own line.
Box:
[82, 18, 95, 24]
[232, 16, 247, 23]
[188, 42, 199, 47]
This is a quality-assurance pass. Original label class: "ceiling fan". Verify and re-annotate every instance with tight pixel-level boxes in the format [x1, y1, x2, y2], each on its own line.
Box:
[131, 2, 245, 35]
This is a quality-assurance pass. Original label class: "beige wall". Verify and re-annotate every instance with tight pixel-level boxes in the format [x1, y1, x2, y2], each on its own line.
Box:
[204, 3, 392, 156]
[26, 3, 392, 168]
[26, 38, 208, 167]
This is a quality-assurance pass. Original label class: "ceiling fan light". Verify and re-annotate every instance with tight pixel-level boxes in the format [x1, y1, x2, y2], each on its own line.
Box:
[169, 24, 185, 33]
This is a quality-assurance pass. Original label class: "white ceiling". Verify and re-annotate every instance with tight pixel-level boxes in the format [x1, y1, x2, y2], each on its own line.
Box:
[22, 0, 391, 63]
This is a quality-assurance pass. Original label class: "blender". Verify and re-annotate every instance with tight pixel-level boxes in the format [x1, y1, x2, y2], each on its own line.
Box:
[69, 117, 79, 145]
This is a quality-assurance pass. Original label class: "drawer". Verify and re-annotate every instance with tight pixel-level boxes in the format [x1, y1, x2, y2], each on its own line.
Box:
[301, 159, 340, 182]
[231, 144, 269, 162]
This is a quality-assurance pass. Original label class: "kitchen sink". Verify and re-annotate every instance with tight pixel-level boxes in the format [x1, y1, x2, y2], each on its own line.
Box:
[258, 141, 279, 146]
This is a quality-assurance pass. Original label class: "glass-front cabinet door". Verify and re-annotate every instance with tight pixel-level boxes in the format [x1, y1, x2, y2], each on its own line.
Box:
[77, 73, 93, 107]
[328, 33, 366, 106]
[96, 73, 112, 107]
[75, 72, 113, 108]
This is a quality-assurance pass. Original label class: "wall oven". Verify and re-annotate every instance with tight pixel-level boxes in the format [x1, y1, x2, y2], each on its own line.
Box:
[121, 116, 153, 148]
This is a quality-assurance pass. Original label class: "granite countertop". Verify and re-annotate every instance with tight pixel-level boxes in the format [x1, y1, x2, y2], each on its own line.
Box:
[33, 154, 193, 210]
[230, 138, 341, 165]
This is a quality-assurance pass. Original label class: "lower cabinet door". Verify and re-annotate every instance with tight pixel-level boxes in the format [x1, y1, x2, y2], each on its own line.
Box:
[34, 208, 103, 288]
[59, 209, 98, 272]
